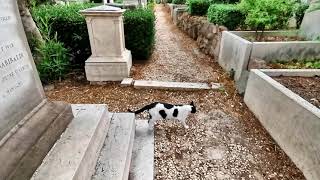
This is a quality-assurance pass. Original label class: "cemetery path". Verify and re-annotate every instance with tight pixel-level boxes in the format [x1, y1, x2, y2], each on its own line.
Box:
[131, 5, 220, 83]
[46, 4, 305, 180]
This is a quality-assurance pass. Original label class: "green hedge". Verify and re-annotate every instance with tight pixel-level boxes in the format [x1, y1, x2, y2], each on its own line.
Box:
[209, 0, 239, 3]
[124, 8, 155, 59]
[207, 4, 244, 30]
[295, 3, 309, 28]
[32, 4, 156, 66]
[32, 3, 95, 66]
[187, 0, 210, 16]
[172, 0, 186, 4]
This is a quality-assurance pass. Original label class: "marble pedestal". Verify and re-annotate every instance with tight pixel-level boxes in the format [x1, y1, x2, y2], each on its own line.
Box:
[81, 5, 132, 82]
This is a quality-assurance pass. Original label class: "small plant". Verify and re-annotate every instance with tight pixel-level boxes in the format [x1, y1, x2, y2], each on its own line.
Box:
[172, 0, 186, 4]
[187, 0, 210, 16]
[271, 59, 320, 69]
[36, 37, 69, 83]
[238, 0, 295, 40]
[295, 2, 309, 28]
[207, 4, 244, 30]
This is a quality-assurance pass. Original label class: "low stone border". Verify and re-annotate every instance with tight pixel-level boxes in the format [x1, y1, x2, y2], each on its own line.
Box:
[121, 79, 222, 90]
[244, 69, 320, 180]
[175, 12, 227, 60]
[218, 31, 320, 94]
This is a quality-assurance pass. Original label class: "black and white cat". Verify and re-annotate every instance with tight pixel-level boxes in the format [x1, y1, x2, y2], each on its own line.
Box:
[129, 101, 197, 129]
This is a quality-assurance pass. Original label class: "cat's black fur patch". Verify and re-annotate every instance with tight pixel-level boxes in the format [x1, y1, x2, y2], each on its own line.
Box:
[191, 106, 196, 113]
[173, 109, 178, 117]
[163, 103, 174, 109]
[159, 110, 167, 119]
[148, 114, 152, 123]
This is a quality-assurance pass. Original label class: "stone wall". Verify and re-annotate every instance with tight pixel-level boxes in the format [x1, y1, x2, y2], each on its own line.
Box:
[176, 12, 227, 60]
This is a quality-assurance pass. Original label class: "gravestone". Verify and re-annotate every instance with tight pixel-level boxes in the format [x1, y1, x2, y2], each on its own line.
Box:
[0, 0, 73, 179]
[300, 0, 320, 40]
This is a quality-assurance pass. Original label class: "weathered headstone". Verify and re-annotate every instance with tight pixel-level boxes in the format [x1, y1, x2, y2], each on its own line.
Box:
[80, 5, 132, 82]
[0, 0, 73, 179]
[300, 0, 320, 40]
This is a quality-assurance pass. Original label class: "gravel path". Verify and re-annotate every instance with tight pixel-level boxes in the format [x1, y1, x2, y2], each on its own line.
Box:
[131, 5, 220, 83]
[46, 4, 305, 180]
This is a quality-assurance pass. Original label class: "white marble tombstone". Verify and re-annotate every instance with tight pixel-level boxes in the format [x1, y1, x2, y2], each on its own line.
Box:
[80, 5, 132, 82]
[0, 0, 73, 179]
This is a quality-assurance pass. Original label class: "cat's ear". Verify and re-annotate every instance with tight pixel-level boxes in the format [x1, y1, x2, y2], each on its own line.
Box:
[190, 101, 194, 106]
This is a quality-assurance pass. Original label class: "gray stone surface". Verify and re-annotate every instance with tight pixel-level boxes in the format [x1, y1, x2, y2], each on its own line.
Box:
[218, 31, 320, 94]
[0, 1, 74, 179]
[218, 31, 252, 94]
[31, 104, 109, 180]
[0, 0, 45, 140]
[0, 101, 73, 180]
[134, 80, 221, 90]
[93, 113, 135, 180]
[300, 0, 320, 40]
[120, 78, 134, 86]
[244, 69, 320, 180]
[129, 120, 154, 180]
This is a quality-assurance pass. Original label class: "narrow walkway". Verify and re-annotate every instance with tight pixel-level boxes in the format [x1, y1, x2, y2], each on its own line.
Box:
[47, 4, 305, 180]
[132, 5, 220, 83]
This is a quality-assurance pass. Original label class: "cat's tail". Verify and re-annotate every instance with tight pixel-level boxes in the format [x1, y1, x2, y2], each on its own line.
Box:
[128, 102, 158, 115]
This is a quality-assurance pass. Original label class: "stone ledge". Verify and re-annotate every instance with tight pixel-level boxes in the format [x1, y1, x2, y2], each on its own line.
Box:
[244, 69, 320, 180]
[129, 120, 154, 180]
[31, 104, 109, 180]
[133, 80, 221, 91]
[0, 101, 73, 180]
[92, 113, 135, 180]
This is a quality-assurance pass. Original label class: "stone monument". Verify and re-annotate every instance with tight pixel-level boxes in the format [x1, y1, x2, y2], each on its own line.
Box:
[300, 0, 320, 40]
[80, 5, 132, 82]
[0, 1, 110, 180]
[0, 0, 74, 179]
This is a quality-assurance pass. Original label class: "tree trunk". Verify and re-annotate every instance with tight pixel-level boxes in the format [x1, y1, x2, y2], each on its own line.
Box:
[17, 0, 44, 63]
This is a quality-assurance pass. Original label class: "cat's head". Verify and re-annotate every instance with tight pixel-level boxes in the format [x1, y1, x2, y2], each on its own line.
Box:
[190, 101, 196, 113]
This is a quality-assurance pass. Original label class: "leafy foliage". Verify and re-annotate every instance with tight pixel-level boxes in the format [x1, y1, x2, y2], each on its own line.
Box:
[208, 0, 239, 3]
[295, 2, 309, 28]
[172, 0, 186, 4]
[124, 8, 156, 59]
[239, 0, 295, 31]
[36, 38, 69, 83]
[32, 3, 95, 66]
[187, 0, 210, 16]
[271, 59, 320, 69]
[207, 4, 244, 30]
[167, 0, 173, 3]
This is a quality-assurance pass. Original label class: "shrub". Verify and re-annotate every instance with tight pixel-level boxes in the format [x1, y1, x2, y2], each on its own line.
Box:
[207, 4, 244, 30]
[124, 8, 156, 59]
[32, 3, 95, 67]
[36, 38, 69, 83]
[33, 4, 156, 65]
[295, 3, 309, 28]
[187, 0, 210, 16]
[167, 0, 173, 3]
[239, 0, 295, 32]
[172, 0, 186, 4]
[208, 0, 239, 3]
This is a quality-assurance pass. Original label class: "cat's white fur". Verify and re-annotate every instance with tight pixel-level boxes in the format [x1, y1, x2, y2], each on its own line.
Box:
[148, 104, 193, 129]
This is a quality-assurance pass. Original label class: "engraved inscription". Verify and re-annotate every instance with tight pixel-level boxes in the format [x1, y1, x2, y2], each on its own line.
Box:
[0, 53, 24, 69]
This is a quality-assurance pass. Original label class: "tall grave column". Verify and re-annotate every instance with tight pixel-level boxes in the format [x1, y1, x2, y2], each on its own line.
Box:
[81, 5, 132, 82]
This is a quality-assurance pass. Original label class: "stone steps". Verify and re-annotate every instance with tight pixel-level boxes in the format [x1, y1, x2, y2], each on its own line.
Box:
[129, 120, 154, 180]
[92, 113, 135, 180]
[31, 104, 109, 180]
